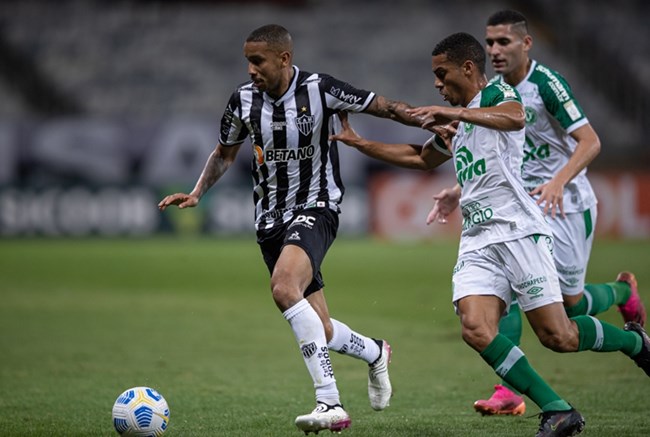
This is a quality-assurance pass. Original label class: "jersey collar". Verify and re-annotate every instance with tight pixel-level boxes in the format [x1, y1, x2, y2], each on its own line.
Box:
[520, 59, 537, 85]
[263, 66, 300, 107]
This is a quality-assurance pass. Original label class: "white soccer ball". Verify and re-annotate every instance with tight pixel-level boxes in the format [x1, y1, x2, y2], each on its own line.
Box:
[112, 386, 170, 436]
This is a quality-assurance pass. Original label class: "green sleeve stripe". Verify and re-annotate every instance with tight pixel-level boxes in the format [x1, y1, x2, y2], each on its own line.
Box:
[530, 65, 586, 130]
[480, 82, 521, 108]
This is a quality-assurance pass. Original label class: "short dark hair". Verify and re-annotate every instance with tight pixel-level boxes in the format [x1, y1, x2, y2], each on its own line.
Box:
[432, 32, 486, 74]
[246, 24, 293, 53]
[487, 10, 529, 33]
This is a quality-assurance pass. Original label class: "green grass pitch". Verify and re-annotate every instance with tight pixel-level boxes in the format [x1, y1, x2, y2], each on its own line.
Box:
[0, 237, 648, 436]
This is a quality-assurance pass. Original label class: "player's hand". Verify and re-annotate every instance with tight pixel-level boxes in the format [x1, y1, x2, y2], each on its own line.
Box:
[407, 106, 458, 129]
[158, 193, 199, 211]
[426, 186, 461, 225]
[428, 121, 458, 152]
[529, 180, 565, 218]
[329, 112, 361, 146]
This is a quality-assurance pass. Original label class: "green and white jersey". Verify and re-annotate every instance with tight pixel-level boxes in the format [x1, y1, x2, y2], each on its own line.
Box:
[454, 82, 551, 255]
[491, 60, 597, 213]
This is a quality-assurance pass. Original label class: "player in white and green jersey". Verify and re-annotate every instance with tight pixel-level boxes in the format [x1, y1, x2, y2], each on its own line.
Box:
[466, 10, 648, 419]
[331, 31, 650, 437]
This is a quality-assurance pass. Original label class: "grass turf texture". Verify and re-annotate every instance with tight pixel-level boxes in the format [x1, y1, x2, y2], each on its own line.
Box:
[0, 237, 648, 436]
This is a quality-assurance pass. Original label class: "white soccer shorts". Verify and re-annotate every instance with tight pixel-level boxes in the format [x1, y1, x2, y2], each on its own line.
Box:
[452, 235, 564, 313]
[546, 205, 597, 296]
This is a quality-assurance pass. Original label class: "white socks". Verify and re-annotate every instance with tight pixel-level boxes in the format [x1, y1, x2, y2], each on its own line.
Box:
[283, 299, 339, 404]
[328, 318, 381, 364]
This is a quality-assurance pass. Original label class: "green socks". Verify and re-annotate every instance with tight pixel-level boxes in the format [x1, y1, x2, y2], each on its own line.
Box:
[497, 303, 523, 393]
[499, 302, 523, 346]
[480, 334, 571, 412]
[572, 315, 641, 356]
[565, 282, 631, 317]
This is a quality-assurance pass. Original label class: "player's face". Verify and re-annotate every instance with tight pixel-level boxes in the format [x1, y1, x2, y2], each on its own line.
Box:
[431, 53, 467, 107]
[244, 41, 289, 97]
[485, 24, 530, 76]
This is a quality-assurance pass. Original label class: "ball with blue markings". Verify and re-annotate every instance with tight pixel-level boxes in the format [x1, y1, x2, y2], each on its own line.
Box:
[112, 387, 170, 436]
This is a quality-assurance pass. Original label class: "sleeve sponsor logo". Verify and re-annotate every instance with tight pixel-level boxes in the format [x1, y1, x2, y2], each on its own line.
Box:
[537, 65, 570, 102]
[563, 100, 582, 121]
[495, 83, 517, 101]
[220, 105, 236, 138]
[329, 87, 363, 105]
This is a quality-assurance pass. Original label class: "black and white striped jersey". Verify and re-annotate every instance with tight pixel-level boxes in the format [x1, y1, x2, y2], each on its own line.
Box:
[219, 66, 375, 230]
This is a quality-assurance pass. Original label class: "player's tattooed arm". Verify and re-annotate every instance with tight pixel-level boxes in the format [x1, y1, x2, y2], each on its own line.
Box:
[190, 144, 240, 199]
[158, 143, 240, 211]
[364, 96, 423, 127]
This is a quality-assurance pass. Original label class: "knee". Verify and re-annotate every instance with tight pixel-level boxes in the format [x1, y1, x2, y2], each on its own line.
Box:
[460, 318, 495, 352]
[537, 329, 577, 352]
[270, 269, 302, 310]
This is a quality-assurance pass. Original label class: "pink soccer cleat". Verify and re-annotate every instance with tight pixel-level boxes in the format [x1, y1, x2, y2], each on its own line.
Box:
[617, 272, 646, 327]
[474, 385, 526, 416]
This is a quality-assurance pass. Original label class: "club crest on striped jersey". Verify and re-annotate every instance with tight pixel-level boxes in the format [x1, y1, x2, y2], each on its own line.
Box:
[295, 113, 315, 136]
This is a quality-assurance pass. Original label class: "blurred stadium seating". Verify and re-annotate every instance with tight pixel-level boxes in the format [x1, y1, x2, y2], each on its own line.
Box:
[0, 0, 648, 238]
[0, 0, 647, 162]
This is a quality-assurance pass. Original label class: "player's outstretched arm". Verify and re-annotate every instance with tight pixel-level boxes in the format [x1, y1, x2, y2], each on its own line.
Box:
[529, 123, 601, 218]
[158, 143, 241, 211]
[364, 95, 423, 127]
[408, 101, 525, 132]
[330, 113, 450, 170]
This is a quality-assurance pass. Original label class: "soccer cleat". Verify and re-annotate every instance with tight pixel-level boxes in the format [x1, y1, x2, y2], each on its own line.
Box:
[624, 321, 650, 377]
[616, 271, 646, 327]
[368, 339, 392, 411]
[536, 408, 585, 437]
[295, 402, 351, 435]
[473, 384, 526, 416]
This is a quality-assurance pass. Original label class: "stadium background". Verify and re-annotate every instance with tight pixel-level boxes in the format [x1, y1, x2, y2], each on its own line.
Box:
[0, 0, 648, 240]
[1, 2, 649, 436]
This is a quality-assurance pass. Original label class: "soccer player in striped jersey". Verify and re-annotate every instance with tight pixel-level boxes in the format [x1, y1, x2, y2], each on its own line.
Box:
[455, 9, 648, 418]
[330, 32, 650, 437]
[158, 24, 421, 434]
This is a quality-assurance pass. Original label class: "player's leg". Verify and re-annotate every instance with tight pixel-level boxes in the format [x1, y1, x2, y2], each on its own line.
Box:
[553, 208, 646, 324]
[456, 294, 582, 435]
[584, 272, 646, 325]
[513, 235, 650, 378]
[473, 299, 526, 416]
[454, 247, 580, 435]
[308, 295, 382, 365]
[570, 276, 644, 321]
[259, 209, 350, 434]
[308, 294, 391, 411]
[492, 238, 588, 435]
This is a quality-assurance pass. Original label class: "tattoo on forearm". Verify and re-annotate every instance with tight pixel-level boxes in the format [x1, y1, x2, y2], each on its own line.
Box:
[380, 98, 420, 126]
[195, 151, 229, 197]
